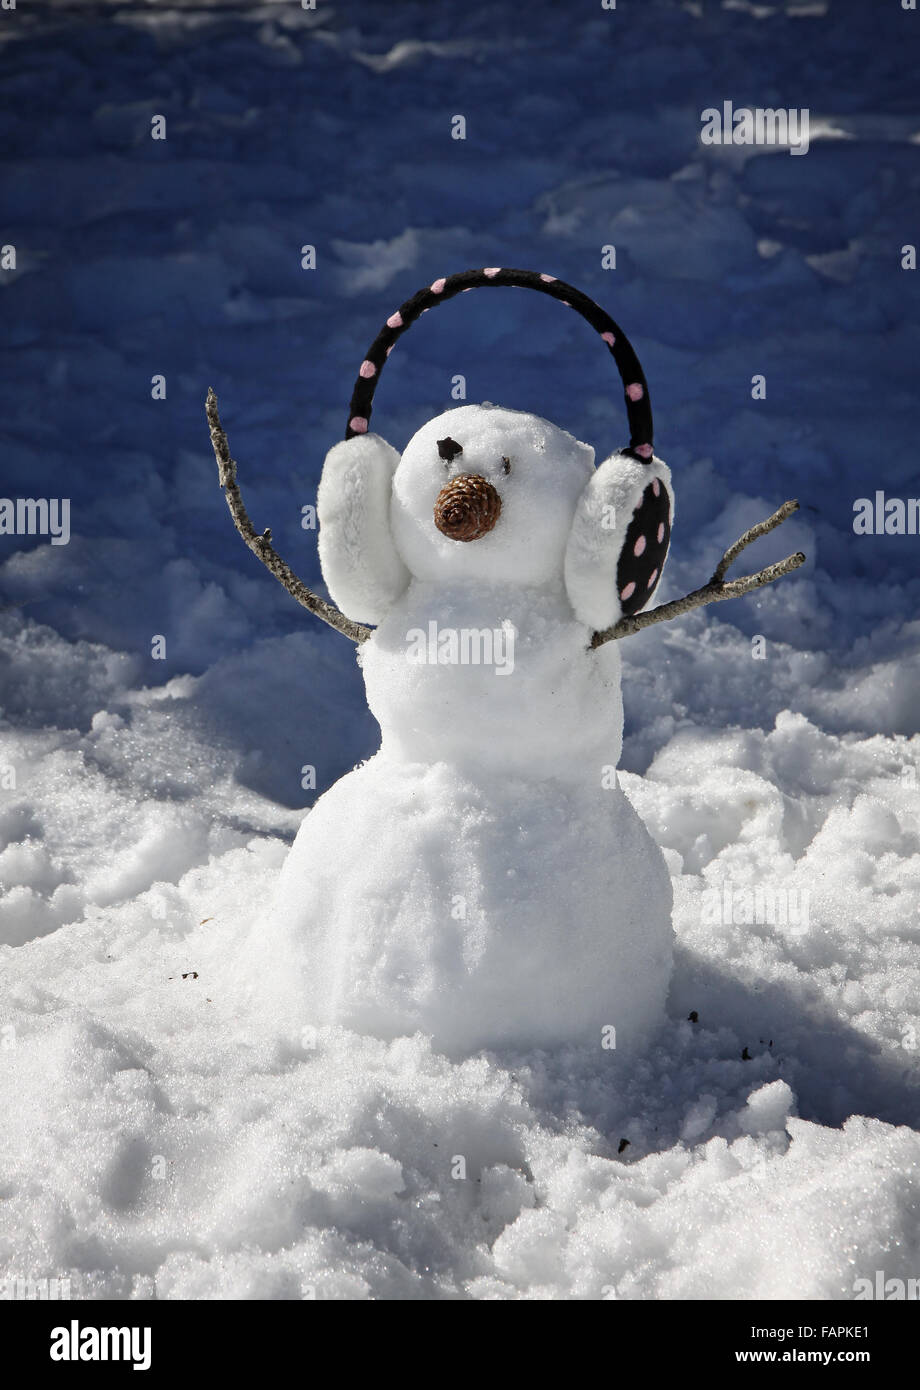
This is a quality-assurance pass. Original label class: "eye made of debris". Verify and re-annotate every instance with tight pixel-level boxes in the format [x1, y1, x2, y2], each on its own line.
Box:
[437, 437, 463, 463]
[501, 457, 511, 474]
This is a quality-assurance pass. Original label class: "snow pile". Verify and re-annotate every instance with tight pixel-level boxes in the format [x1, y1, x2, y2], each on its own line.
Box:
[1, 669, 918, 1298]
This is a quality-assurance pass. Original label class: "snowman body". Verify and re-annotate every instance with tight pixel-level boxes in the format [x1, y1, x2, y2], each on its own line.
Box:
[262, 404, 674, 1054]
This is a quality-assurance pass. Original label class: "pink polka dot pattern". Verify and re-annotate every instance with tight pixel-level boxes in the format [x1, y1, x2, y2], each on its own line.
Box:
[635, 443, 654, 460]
[349, 416, 368, 434]
[616, 477, 670, 618]
[626, 383, 644, 402]
[601, 331, 616, 346]
[430, 278, 446, 293]
[483, 267, 501, 277]
[359, 360, 376, 379]
[387, 311, 403, 328]
[539, 273, 557, 282]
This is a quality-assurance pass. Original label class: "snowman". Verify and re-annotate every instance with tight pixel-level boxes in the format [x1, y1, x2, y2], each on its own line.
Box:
[209, 269, 803, 1056]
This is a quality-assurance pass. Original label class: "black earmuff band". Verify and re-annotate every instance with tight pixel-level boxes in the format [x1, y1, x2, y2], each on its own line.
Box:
[344, 267, 655, 463]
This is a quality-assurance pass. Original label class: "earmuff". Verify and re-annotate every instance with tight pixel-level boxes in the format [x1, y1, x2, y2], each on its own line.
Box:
[343, 267, 670, 619]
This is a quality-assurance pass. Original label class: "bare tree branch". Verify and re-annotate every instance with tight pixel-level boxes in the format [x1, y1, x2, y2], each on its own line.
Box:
[591, 500, 806, 648]
[206, 390, 371, 645]
[709, 498, 800, 584]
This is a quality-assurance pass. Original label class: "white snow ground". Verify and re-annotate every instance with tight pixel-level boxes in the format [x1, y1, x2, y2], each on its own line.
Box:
[1, 0, 919, 1299]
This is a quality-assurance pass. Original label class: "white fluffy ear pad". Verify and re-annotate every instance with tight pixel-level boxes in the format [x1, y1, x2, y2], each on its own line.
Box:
[616, 475, 671, 615]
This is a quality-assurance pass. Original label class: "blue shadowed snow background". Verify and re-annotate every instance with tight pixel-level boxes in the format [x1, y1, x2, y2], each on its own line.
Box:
[1, 0, 920, 1299]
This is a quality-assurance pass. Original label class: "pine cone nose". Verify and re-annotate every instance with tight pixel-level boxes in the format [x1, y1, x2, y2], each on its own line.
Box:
[434, 473, 502, 542]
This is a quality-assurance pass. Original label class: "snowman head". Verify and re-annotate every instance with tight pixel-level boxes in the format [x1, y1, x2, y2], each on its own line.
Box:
[389, 403, 594, 586]
[317, 268, 674, 631]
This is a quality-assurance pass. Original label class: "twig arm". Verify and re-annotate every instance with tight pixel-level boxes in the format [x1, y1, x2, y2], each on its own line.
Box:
[710, 498, 800, 584]
[206, 390, 371, 645]
[591, 500, 805, 648]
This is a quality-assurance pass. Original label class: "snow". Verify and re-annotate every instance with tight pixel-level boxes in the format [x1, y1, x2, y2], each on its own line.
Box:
[1, 0, 920, 1300]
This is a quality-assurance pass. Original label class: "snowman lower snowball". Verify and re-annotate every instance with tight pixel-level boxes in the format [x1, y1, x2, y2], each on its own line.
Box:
[267, 397, 674, 1054]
